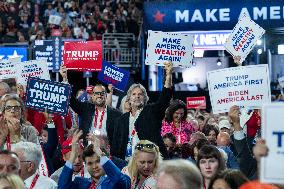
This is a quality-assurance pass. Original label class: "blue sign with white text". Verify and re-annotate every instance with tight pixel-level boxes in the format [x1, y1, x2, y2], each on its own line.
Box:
[0, 47, 28, 61]
[144, 0, 284, 31]
[97, 61, 130, 92]
[25, 77, 72, 116]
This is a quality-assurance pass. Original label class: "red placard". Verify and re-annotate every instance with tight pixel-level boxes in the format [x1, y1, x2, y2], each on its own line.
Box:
[187, 96, 206, 109]
[63, 41, 102, 71]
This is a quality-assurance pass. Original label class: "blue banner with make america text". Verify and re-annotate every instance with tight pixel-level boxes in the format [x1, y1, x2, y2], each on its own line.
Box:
[144, 0, 284, 32]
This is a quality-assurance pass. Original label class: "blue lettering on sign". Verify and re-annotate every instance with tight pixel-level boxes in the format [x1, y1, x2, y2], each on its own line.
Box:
[273, 131, 284, 148]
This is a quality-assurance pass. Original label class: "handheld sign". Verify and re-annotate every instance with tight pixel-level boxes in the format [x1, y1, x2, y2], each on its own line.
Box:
[261, 103, 284, 184]
[0, 59, 17, 80]
[25, 77, 72, 116]
[97, 61, 130, 92]
[207, 64, 271, 114]
[145, 30, 194, 68]
[63, 41, 102, 71]
[224, 14, 265, 65]
[16, 60, 50, 86]
[187, 96, 206, 109]
[48, 15, 62, 25]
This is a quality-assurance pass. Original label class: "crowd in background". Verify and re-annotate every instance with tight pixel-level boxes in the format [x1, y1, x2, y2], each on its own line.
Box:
[0, 0, 142, 43]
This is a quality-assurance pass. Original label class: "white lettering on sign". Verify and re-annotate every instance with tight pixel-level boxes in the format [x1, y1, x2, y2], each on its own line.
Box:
[194, 33, 230, 46]
[175, 6, 284, 23]
[65, 51, 99, 60]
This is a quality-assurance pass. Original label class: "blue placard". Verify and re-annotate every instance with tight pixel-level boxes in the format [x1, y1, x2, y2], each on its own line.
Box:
[97, 61, 130, 92]
[144, 0, 284, 31]
[0, 47, 28, 61]
[52, 36, 62, 72]
[25, 77, 72, 116]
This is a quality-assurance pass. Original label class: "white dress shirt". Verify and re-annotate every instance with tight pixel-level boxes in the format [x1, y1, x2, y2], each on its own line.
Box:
[25, 172, 57, 189]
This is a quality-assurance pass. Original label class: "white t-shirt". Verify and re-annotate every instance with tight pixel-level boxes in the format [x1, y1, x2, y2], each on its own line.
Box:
[25, 172, 57, 189]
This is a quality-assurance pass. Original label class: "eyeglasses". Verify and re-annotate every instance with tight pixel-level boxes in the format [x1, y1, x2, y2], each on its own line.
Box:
[20, 160, 32, 163]
[93, 91, 106, 96]
[5, 106, 22, 112]
[135, 143, 155, 151]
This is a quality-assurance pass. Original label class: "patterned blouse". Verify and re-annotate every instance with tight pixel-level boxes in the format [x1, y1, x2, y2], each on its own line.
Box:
[161, 120, 196, 144]
[122, 167, 157, 189]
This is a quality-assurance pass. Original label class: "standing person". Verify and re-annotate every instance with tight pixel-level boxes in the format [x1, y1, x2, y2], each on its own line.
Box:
[60, 65, 122, 146]
[58, 130, 131, 189]
[11, 141, 57, 189]
[156, 159, 203, 189]
[0, 173, 25, 189]
[197, 145, 226, 189]
[122, 140, 163, 189]
[161, 99, 196, 144]
[110, 61, 173, 160]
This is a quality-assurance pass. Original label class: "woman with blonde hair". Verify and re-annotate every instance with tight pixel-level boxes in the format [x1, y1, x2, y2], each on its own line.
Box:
[0, 173, 25, 189]
[122, 140, 163, 189]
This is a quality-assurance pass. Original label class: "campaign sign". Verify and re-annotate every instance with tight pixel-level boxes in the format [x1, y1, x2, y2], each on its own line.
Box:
[187, 96, 206, 109]
[207, 64, 271, 114]
[145, 30, 194, 68]
[97, 61, 130, 92]
[25, 77, 72, 116]
[278, 76, 284, 88]
[63, 41, 102, 71]
[16, 60, 50, 86]
[261, 103, 284, 184]
[224, 14, 265, 65]
[0, 58, 21, 79]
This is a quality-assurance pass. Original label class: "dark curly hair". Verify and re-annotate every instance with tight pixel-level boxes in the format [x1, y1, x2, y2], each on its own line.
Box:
[165, 99, 187, 123]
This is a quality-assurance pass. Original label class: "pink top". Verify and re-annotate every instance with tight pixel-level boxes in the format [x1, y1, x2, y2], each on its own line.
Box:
[161, 120, 196, 144]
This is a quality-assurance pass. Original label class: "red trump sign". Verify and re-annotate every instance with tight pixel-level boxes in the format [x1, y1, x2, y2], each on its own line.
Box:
[63, 41, 102, 71]
[187, 96, 206, 109]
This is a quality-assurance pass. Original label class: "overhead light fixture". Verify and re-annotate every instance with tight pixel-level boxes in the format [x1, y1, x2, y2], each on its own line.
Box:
[257, 39, 262, 46]
[194, 50, 204, 57]
[217, 59, 222, 66]
[278, 45, 284, 54]
[257, 48, 263, 54]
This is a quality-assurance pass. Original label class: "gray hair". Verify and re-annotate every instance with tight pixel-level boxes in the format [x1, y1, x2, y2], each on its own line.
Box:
[0, 82, 11, 94]
[126, 83, 149, 107]
[11, 142, 42, 170]
[157, 159, 203, 189]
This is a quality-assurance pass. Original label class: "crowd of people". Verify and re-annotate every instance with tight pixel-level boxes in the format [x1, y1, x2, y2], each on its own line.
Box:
[0, 60, 282, 189]
[0, 0, 142, 43]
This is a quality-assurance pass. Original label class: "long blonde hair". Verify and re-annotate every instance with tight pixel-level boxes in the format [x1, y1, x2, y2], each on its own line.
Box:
[127, 140, 163, 180]
[0, 173, 25, 189]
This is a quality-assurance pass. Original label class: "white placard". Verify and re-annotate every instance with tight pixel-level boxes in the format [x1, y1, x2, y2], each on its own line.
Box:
[145, 30, 194, 68]
[261, 103, 284, 184]
[278, 76, 284, 88]
[0, 57, 21, 80]
[48, 15, 62, 25]
[16, 60, 50, 86]
[224, 14, 265, 65]
[207, 64, 271, 114]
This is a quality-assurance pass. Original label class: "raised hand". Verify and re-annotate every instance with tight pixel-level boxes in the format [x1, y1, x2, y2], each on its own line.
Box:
[60, 64, 68, 82]
[253, 139, 268, 162]
[233, 56, 241, 66]
[87, 133, 103, 157]
[228, 105, 242, 131]
[69, 129, 83, 163]
[164, 61, 173, 88]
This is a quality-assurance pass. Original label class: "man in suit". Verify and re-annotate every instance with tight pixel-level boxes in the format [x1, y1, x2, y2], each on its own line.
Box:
[60, 65, 122, 146]
[110, 61, 173, 160]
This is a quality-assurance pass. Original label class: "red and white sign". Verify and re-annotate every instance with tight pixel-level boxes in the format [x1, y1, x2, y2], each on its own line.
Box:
[187, 96, 206, 109]
[63, 41, 102, 71]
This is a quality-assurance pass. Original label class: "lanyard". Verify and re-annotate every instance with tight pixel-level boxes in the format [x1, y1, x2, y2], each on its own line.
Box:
[94, 108, 105, 130]
[29, 173, 40, 189]
[6, 134, 11, 150]
[89, 181, 97, 189]
[171, 122, 182, 144]
[80, 165, 84, 177]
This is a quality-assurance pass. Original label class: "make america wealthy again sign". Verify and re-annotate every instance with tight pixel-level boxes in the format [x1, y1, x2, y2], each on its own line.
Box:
[25, 77, 72, 116]
[224, 14, 265, 64]
[207, 64, 271, 114]
[145, 30, 194, 68]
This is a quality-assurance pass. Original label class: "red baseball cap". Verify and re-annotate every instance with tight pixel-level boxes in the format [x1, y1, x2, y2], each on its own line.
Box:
[61, 137, 84, 156]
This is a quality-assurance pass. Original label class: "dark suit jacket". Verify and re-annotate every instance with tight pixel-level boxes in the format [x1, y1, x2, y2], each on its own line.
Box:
[70, 95, 122, 146]
[110, 87, 172, 160]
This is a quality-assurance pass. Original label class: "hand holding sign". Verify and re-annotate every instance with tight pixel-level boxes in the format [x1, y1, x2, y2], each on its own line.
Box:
[224, 14, 265, 64]
[228, 105, 242, 131]
[164, 61, 173, 88]
[253, 139, 268, 162]
[60, 64, 68, 82]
